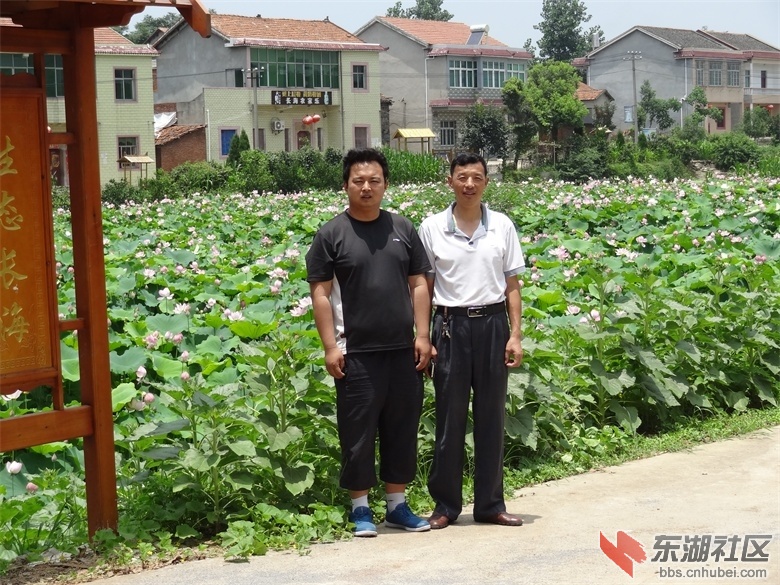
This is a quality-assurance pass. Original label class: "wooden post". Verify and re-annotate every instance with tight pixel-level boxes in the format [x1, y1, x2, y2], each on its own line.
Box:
[63, 25, 118, 535]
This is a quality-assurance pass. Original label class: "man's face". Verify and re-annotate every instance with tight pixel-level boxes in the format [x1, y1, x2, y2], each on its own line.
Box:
[344, 161, 387, 215]
[447, 162, 488, 205]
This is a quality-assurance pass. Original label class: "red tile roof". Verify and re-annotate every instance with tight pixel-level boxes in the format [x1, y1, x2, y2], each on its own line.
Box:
[376, 17, 507, 47]
[94, 27, 133, 45]
[155, 124, 205, 146]
[576, 82, 606, 102]
[212, 14, 361, 43]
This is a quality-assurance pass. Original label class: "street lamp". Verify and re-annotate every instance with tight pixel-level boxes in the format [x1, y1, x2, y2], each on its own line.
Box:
[243, 67, 263, 149]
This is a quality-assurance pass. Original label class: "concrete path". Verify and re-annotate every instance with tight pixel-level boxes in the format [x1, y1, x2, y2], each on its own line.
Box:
[90, 427, 780, 585]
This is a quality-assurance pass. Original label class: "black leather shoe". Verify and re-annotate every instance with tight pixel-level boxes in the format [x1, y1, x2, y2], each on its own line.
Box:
[474, 511, 523, 526]
[428, 512, 454, 529]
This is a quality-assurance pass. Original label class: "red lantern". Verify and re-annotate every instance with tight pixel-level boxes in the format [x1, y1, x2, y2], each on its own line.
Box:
[312, 114, 321, 123]
[303, 115, 313, 125]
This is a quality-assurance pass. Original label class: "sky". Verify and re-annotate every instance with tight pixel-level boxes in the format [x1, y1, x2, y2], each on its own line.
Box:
[135, 0, 780, 49]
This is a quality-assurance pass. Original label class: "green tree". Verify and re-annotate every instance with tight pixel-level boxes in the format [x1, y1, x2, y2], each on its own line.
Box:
[226, 130, 251, 167]
[740, 107, 773, 138]
[638, 80, 681, 132]
[114, 12, 182, 44]
[534, 0, 603, 62]
[594, 101, 616, 130]
[459, 102, 510, 162]
[524, 61, 587, 142]
[386, 0, 453, 20]
[239, 129, 251, 152]
[502, 77, 538, 168]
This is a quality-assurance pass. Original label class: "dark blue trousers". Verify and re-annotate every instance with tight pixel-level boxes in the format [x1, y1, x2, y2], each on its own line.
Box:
[428, 310, 509, 521]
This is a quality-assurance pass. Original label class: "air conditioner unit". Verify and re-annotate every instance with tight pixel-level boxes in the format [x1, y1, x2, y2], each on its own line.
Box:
[271, 119, 285, 132]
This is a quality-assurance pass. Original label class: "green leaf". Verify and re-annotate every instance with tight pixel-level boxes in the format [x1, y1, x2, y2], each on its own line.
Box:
[112, 383, 137, 412]
[61, 342, 80, 382]
[140, 446, 181, 460]
[281, 462, 314, 496]
[751, 376, 777, 406]
[114, 276, 138, 297]
[676, 340, 702, 364]
[181, 448, 210, 472]
[725, 391, 749, 411]
[265, 426, 302, 452]
[152, 354, 185, 379]
[638, 373, 679, 406]
[228, 440, 257, 457]
[175, 524, 200, 539]
[226, 471, 256, 491]
[609, 401, 641, 433]
[505, 408, 537, 449]
[590, 359, 635, 396]
[110, 347, 147, 374]
[164, 249, 198, 266]
[146, 314, 189, 335]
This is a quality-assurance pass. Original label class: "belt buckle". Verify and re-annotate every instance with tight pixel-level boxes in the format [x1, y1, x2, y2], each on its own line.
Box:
[467, 306, 486, 318]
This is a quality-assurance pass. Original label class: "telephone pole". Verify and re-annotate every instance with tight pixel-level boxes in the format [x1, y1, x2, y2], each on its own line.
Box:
[624, 51, 642, 144]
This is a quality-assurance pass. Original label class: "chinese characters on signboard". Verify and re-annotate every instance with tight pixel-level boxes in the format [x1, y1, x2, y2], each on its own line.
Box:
[271, 90, 332, 106]
[0, 93, 56, 381]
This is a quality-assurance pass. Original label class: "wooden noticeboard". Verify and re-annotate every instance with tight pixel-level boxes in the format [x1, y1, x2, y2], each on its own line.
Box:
[0, 89, 60, 392]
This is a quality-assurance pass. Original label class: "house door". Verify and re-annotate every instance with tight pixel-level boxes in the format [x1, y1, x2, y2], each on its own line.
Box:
[297, 130, 311, 149]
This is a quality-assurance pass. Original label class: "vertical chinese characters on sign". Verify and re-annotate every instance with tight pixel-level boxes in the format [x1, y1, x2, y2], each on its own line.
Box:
[0, 138, 31, 346]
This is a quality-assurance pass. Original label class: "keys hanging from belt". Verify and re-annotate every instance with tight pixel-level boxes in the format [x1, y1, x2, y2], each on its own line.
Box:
[441, 307, 451, 338]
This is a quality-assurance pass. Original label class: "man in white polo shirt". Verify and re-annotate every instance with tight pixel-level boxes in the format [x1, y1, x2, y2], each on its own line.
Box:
[419, 152, 525, 529]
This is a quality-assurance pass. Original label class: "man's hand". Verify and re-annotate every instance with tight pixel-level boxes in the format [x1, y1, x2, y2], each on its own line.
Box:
[414, 336, 433, 371]
[325, 346, 346, 379]
[505, 337, 523, 367]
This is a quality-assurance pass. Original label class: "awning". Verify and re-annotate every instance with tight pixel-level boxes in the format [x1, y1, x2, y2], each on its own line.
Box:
[393, 128, 435, 139]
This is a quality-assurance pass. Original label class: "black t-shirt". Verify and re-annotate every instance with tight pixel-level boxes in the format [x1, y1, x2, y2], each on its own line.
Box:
[305, 210, 431, 353]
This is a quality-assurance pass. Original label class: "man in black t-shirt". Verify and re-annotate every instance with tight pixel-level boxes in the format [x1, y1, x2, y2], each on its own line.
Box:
[305, 148, 433, 537]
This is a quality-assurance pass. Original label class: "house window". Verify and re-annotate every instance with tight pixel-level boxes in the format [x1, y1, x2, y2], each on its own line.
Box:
[257, 128, 266, 151]
[354, 126, 369, 149]
[251, 48, 340, 89]
[482, 61, 505, 88]
[0, 52, 33, 76]
[761, 70, 767, 89]
[727, 62, 740, 87]
[317, 127, 323, 151]
[695, 60, 704, 86]
[117, 136, 138, 169]
[449, 59, 477, 88]
[506, 62, 525, 82]
[745, 70, 751, 88]
[115, 68, 136, 100]
[708, 61, 722, 87]
[220, 129, 237, 157]
[624, 106, 633, 123]
[352, 64, 367, 90]
[439, 120, 456, 146]
[45, 54, 64, 97]
[227, 68, 245, 87]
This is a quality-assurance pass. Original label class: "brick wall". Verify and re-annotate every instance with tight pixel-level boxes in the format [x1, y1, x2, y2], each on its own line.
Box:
[156, 128, 206, 171]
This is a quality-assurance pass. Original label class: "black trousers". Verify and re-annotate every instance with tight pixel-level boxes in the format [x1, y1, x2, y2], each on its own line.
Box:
[334, 348, 423, 491]
[428, 310, 509, 520]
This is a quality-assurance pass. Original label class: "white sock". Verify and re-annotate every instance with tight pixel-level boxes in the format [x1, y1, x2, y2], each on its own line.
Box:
[351, 495, 369, 512]
[386, 492, 406, 513]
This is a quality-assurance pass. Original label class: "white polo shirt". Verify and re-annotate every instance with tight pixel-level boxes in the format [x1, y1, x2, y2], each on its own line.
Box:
[419, 203, 525, 307]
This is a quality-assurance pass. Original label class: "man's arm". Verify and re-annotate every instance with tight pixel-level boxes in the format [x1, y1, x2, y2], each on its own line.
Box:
[310, 280, 346, 379]
[408, 273, 433, 371]
[504, 275, 523, 367]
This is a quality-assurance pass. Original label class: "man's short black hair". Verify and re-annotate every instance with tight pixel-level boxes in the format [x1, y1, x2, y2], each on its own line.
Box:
[450, 152, 488, 176]
[342, 148, 390, 184]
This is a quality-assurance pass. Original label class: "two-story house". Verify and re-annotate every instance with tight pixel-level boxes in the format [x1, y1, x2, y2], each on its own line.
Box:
[153, 14, 384, 160]
[0, 22, 157, 186]
[355, 17, 533, 155]
[577, 26, 779, 135]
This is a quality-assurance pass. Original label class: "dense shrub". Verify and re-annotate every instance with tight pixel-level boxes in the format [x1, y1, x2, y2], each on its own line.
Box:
[380, 147, 447, 184]
[102, 178, 143, 205]
[168, 160, 231, 193]
[711, 133, 760, 171]
[229, 150, 275, 194]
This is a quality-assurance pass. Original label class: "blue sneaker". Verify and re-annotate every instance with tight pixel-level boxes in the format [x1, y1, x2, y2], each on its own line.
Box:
[384, 502, 431, 532]
[349, 506, 377, 537]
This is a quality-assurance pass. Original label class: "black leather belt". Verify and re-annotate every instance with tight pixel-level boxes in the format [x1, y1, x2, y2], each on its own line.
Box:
[436, 302, 505, 318]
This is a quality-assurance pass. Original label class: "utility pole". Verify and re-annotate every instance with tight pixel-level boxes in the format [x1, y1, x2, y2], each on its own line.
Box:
[252, 67, 258, 149]
[624, 51, 642, 144]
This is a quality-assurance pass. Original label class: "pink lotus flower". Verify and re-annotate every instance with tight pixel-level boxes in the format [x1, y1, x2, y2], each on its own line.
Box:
[5, 461, 22, 474]
[136, 365, 147, 379]
[26, 482, 38, 493]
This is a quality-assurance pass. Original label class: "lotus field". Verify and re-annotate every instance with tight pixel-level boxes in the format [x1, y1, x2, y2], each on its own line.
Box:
[2, 173, 780, 561]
